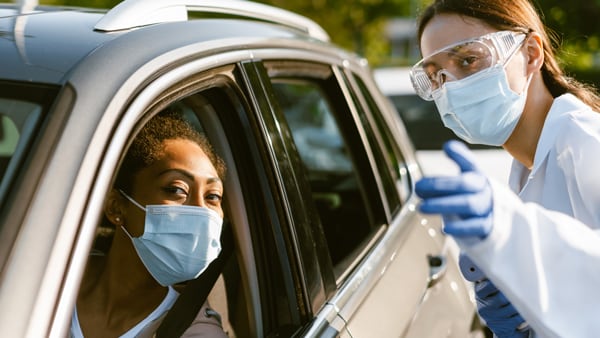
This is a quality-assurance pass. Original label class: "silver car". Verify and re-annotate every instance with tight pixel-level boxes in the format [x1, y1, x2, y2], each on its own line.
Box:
[0, 1, 485, 337]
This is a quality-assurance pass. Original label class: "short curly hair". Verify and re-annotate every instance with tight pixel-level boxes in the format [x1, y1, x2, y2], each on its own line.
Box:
[115, 110, 226, 193]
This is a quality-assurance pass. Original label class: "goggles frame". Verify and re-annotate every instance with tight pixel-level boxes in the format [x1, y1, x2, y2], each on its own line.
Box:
[410, 30, 528, 101]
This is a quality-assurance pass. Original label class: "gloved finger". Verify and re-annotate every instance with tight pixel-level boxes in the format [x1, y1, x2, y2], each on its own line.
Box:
[479, 301, 524, 328]
[415, 172, 488, 198]
[442, 215, 493, 238]
[419, 191, 492, 216]
[477, 288, 511, 310]
[479, 303, 521, 321]
[443, 140, 480, 173]
[474, 280, 529, 337]
[475, 282, 521, 317]
[474, 279, 499, 298]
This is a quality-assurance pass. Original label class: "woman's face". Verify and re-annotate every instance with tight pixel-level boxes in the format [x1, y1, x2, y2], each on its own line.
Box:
[124, 138, 224, 237]
[420, 13, 529, 93]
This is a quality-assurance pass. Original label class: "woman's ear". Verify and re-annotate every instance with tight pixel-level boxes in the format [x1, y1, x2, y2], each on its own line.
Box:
[526, 32, 544, 72]
[104, 188, 125, 226]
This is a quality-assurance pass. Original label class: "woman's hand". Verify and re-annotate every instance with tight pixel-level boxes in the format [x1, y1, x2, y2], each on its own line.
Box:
[415, 140, 493, 239]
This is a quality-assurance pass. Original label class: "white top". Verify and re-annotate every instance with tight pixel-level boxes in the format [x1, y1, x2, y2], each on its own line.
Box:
[70, 286, 179, 338]
[457, 94, 600, 337]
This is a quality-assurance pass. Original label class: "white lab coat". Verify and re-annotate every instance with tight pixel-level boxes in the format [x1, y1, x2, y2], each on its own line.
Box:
[458, 94, 600, 338]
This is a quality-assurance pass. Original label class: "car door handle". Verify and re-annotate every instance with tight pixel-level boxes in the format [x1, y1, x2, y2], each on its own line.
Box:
[427, 254, 447, 288]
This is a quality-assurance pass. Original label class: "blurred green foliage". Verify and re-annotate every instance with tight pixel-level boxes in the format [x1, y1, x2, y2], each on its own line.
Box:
[40, 0, 120, 8]
[254, 0, 430, 66]
[535, 0, 600, 72]
[256, 0, 600, 73]
[35, 0, 600, 75]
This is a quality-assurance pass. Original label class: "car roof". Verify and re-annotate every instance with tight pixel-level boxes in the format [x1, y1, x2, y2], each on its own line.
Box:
[0, 5, 117, 84]
[0, 0, 331, 85]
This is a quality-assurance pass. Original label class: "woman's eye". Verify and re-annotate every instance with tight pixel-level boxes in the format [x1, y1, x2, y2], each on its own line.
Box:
[454, 54, 488, 78]
[206, 193, 223, 204]
[460, 55, 478, 67]
[163, 186, 189, 196]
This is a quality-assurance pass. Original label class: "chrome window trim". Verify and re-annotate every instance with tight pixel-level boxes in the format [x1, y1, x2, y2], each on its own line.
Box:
[258, 53, 397, 283]
[331, 65, 391, 219]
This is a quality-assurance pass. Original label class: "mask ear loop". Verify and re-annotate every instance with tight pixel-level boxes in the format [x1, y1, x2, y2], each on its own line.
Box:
[117, 189, 147, 239]
[121, 225, 136, 240]
[118, 189, 146, 211]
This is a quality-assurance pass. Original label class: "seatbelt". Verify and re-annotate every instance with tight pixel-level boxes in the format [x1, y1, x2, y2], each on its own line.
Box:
[156, 221, 235, 337]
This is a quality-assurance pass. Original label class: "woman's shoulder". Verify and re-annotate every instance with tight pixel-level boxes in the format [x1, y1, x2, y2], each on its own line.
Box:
[548, 97, 600, 178]
[551, 94, 600, 145]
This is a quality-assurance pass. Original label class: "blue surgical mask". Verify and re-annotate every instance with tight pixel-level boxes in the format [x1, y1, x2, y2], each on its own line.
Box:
[432, 64, 531, 146]
[119, 190, 223, 286]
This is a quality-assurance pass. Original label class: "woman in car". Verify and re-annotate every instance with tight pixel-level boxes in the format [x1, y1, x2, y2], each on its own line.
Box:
[72, 110, 228, 337]
[410, 0, 600, 337]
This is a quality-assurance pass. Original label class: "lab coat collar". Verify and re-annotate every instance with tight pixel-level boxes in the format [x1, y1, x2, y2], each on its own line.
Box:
[509, 93, 586, 192]
[532, 93, 586, 173]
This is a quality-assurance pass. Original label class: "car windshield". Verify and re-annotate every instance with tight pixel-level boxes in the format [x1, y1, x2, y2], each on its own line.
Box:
[0, 81, 57, 205]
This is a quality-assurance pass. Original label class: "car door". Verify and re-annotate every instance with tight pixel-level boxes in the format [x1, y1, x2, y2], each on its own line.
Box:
[344, 71, 482, 337]
[260, 59, 482, 337]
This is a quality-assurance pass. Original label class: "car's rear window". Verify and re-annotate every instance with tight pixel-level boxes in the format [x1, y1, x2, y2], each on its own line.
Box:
[0, 81, 58, 202]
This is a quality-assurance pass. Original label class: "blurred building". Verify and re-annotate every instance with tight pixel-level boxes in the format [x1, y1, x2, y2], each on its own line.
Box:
[384, 17, 420, 65]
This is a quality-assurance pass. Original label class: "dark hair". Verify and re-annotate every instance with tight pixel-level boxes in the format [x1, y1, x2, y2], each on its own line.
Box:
[417, 0, 600, 111]
[115, 110, 226, 193]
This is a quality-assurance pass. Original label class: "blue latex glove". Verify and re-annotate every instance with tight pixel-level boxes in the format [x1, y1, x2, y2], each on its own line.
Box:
[415, 140, 493, 239]
[476, 279, 530, 338]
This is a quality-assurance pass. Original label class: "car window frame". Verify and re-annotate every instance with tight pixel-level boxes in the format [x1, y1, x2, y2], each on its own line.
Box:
[100, 64, 307, 338]
[44, 55, 282, 337]
[261, 59, 391, 289]
[345, 71, 413, 210]
[120, 61, 324, 337]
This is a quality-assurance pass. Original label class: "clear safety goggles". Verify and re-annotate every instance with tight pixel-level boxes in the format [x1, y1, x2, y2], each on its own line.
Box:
[410, 30, 527, 100]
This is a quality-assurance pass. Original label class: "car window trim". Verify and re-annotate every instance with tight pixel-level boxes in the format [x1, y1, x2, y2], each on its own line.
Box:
[261, 59, 390, 287]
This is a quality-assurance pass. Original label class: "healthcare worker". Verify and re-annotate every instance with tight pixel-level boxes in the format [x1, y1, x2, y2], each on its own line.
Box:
[409, 0, 600, 337]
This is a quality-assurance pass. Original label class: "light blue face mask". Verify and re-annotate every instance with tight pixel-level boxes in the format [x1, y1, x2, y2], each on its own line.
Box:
[432, 64, 531, 146]
[119, 190, 223, 286]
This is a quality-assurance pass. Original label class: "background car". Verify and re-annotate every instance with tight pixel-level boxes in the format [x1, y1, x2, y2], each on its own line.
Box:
[373, 67, 513, 183]
[0, 1, 486, 337]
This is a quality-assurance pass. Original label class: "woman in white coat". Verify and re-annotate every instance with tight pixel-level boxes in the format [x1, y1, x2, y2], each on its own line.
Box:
[409, 0, 600, 337]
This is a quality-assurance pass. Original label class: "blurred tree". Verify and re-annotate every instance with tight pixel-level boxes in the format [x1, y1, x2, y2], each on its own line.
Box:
[532, 0, 600, 70]
[37, 0, 600, 73]
[255, 0, 428, 66]
[257, 0, 600, 72]
[41, 0, 119, 8]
